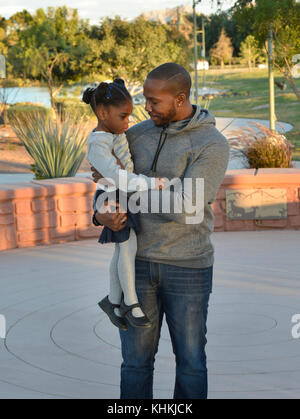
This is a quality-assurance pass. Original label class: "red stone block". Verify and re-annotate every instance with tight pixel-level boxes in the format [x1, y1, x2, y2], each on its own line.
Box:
[50, 227, 76, 241]
[289, 215, 300, 227]
[287, 202, 300, 216]
[254, 219, 288, 228]
[31, 198, 56, 213]
[15, 200, 32, 215]
[60, 213, 77, 228]
[0, 201, 13, 215]
[17, 230, 50, 244]
[0, 225, 17, 250]
[219, 200, 227, 212]
[216, 188, 226, 200]
[57, 196, 92, 213]
[225, 219, 255, 231]
[0, 214, 14, 225]
[32, 178, 96, 196]
[287, 188, 297, 202]
[76, 225, 101, 239]
[60, 212, 91, 228]
[16, 212, 57, 231]
[0, 183, 51, 200]
[214, 214, 224, 228]
[76, 213, 92, 227]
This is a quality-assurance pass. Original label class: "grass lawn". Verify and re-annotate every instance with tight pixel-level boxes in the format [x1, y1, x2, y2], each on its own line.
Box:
[194, 69, 300, 160]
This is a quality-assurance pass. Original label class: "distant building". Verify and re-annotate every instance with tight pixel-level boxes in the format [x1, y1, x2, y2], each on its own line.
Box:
[197, 60, 209, 70]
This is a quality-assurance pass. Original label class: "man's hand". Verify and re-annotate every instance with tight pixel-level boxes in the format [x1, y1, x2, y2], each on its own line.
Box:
[95, 201, 127, 232]
[91, 166, 103, 183]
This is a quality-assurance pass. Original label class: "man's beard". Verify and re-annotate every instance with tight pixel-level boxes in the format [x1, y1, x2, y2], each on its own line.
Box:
[151, 104, 177, 127]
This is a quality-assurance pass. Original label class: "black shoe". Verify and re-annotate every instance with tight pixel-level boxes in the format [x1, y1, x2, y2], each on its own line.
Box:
[98, 296, 127, 331]
[119, 300, 151, 328]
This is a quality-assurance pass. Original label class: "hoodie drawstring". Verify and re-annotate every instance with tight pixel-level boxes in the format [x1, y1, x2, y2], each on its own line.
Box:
[150, 125, 168, 173]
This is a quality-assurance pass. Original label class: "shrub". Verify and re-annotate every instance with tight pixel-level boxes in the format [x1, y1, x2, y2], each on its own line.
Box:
[55, 97, 95, 122]
[228, 122, 294, 168]
[7, 103, 54, 123]
[8, 111, 89, 179]
[131, 105, 149, 124]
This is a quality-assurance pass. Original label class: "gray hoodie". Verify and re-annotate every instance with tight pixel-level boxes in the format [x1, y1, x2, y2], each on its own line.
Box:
[125, 106, 230, 268]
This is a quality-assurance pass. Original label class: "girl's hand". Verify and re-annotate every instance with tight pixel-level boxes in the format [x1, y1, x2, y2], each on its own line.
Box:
[155, 177, 165, 190]
[112, 150, 125, 169]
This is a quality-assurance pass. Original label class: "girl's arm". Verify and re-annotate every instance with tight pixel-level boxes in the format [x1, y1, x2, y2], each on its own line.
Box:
[87, 134, 163, 193]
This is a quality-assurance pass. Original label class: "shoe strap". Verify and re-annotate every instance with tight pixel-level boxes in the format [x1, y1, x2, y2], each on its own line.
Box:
[122, 303, 140, 314]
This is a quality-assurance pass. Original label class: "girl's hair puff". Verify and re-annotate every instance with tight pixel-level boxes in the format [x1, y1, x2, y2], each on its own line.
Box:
[82, 78, 132, 113]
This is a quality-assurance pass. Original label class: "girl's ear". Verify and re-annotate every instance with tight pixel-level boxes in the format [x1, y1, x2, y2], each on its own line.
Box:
[96, 104, 109, 121]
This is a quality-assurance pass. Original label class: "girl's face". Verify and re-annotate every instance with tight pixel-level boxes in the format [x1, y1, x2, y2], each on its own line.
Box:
[98, 101, 133, 135]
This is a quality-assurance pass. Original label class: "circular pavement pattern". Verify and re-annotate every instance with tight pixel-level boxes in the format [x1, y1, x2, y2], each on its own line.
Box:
[0, 231, 300, 399]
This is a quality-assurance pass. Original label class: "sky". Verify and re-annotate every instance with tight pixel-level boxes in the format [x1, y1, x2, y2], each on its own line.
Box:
[0, 0, 234, 24]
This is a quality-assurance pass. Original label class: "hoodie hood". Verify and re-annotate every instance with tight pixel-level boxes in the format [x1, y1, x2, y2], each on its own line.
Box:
[164, 106, 216, 135]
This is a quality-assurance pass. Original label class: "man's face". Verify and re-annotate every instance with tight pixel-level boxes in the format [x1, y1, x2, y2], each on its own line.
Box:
[143, 78, 178, 127]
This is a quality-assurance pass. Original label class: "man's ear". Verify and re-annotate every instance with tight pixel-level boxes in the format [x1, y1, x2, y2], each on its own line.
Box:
[175, 92, 187, 108]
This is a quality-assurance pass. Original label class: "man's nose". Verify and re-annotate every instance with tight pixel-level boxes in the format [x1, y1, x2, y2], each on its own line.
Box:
[145, 100, 152, 113]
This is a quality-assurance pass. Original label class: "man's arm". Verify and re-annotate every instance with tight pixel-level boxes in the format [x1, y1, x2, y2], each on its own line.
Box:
[91, 167, 128, 232]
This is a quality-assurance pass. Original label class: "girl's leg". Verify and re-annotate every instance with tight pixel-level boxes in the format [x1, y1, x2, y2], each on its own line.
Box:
[108, 243, 123, 317]
[118, 229, 144, 318]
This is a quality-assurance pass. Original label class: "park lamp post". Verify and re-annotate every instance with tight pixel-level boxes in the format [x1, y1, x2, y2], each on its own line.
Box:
[193, 0, 201, 104]
[267, 28, 276, 132]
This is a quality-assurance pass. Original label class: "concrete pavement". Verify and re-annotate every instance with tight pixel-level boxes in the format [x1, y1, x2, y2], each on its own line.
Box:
[0, 230, 300, 399]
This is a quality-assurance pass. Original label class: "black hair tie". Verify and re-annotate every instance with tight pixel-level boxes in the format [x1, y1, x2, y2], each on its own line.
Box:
[105, 84, 113, 100]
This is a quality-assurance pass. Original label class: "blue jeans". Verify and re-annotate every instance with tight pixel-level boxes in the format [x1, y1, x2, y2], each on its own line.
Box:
[119, 260, 213, 399]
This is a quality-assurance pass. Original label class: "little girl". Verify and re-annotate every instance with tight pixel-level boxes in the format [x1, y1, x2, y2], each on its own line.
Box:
[83, 79, 163, 331]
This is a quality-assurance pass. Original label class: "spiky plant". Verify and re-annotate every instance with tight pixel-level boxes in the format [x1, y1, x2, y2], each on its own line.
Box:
[131, 105, 149, 125]
[9, 110, 89, 179]
[228, 122, 294, 169]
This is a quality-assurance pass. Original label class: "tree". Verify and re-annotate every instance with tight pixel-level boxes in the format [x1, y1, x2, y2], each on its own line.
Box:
[239, 35, 261, 68]
[8, 7, 94, 109]
[233, 0, 300, 100]
[90, 17, 191, 91]
[209, 28, 233, 67]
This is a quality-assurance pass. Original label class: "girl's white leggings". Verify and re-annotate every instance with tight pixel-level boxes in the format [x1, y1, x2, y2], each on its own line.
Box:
[108, 228, 139, 307]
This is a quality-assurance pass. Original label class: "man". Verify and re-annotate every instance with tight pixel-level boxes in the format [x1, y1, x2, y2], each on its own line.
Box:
[92, 63, 229, 399]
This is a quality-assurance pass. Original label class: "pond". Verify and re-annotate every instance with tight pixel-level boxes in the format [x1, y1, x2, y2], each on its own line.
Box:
[0, 86, 82, 108]
[1, 87, 52, 107]
[2, 86, 225, 107]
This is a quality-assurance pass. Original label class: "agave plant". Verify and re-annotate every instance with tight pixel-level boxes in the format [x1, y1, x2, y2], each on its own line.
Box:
[131, 105, 149, 125]
[228, 122, 294, 169]
[9, 110, 89, 179]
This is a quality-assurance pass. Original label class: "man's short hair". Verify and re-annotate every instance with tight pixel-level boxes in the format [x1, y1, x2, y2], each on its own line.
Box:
[147, 63, 191, 97]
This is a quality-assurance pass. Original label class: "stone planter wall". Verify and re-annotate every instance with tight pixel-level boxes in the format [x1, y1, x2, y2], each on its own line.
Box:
[0, 169, 299, 252]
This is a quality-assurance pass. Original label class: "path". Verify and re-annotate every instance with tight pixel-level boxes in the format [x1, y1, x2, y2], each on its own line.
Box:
[0, 231, 299, 399]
